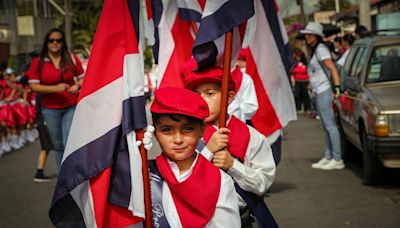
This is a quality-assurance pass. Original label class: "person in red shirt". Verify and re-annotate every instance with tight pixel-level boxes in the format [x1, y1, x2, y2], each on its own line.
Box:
[28, 28, 84, 173]
[291, 49, 310, 114]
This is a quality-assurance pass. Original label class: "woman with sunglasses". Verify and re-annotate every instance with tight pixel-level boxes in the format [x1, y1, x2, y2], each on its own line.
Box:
[27, 28, 84, 173]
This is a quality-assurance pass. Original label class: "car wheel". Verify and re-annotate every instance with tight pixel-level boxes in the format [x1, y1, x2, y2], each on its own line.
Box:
[361, 130, 383, 185]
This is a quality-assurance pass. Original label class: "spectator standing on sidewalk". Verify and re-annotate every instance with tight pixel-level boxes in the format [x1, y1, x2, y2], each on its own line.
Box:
[291, 49, 310, 114]
[300, 22, 344, 170]
[27, 28, 84, 173]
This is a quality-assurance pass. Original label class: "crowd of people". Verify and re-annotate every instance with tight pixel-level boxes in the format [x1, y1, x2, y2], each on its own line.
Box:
[0, 67, 38, 158]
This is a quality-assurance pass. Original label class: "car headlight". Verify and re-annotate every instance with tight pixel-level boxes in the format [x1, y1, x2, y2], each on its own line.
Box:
[375, 114, 389, 137]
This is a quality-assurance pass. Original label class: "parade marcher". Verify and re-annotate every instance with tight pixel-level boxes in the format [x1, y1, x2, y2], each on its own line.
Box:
[183, 66, 278, 227]
[228, 49, 258, 124]
[149, 87, 241, 228]
[27, 28, 84, 172]
[300, 22, 344, 170]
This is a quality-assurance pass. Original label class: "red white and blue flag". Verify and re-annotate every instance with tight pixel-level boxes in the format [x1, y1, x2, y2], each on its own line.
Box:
[49, 0, 147, 227]
[150, 0, 205, 88]
[192, 0, 254, 70]
[245, 0, 296, 139]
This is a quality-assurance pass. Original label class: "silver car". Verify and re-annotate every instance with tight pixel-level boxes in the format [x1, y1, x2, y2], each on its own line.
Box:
[336, 34, 400, 185]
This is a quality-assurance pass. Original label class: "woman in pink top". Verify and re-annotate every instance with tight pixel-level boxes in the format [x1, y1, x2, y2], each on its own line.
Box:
[291, 49, 310, 113]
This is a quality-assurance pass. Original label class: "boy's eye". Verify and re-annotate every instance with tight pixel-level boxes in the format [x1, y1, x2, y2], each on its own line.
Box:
[160, 127, 171, 133]
[183, 126, 195, 133]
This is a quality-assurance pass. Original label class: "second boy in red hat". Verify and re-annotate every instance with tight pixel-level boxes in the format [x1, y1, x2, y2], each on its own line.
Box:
[184, 66, 278, 227]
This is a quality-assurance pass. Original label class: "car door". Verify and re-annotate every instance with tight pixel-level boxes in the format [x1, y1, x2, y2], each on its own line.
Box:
[342, 46, 368, 147]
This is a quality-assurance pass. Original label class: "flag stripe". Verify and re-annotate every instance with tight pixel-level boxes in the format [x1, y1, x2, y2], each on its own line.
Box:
[151, 0, 163, 64]
[245, 0, 296, 138]
[178, 8, 202, 21]
[260, 0, 292, 73]
[194, 0, 254, 47]
[50, 0, 147, 227]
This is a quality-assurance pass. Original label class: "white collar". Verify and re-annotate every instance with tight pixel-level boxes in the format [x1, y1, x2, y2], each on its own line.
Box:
[167, 153, 198, 182]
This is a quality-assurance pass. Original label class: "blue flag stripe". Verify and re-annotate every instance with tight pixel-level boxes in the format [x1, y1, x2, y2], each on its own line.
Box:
[194, 0, 254, 47]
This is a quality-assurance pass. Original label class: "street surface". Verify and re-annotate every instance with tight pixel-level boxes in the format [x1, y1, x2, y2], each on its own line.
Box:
[0, 115, 399, 227]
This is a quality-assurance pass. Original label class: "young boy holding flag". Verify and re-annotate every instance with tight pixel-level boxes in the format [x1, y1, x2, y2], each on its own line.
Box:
[183, 65, 278, 227]
[149, 87, 241, 228]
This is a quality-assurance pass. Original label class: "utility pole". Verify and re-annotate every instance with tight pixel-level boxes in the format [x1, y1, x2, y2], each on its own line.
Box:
[359, 0, 371, 30]
[298, 0, 306, 26]
[64, 0, 72, 49]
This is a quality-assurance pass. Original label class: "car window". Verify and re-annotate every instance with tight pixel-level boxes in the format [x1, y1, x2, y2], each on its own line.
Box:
[344, 47, 359, 74]
[349, 48, 365, 77]
[354, 48, 367, 78]
[367, 44, 400, 83]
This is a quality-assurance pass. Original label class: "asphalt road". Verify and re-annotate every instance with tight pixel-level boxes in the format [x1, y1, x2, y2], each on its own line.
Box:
[0, 115, 399, 227]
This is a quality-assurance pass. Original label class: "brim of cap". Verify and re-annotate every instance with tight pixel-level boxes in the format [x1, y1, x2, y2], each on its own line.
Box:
[150, 105, 207, 120]
[184, 77, 223, 90]
[300, 29, 324, 37]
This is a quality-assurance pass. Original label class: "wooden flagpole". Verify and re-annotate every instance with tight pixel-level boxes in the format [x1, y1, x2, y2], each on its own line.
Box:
[219, 30, 233, 128]
[191, 22, 233, 127]
[136, 129, 153, 228]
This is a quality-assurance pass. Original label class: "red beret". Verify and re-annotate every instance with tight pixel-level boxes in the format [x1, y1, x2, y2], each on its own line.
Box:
[151, 87, 209, 120]
[238, 48, 248, 61]
[183, 65, 236, 91]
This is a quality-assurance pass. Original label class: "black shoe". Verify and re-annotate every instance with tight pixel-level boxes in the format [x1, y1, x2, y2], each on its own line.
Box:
[33, 173, 51, 183]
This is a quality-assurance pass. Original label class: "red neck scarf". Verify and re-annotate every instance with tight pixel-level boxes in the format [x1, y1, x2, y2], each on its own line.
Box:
[203, 116, 250, 162]
[231, 66, 243, 93]
[156, 154, 221, 228]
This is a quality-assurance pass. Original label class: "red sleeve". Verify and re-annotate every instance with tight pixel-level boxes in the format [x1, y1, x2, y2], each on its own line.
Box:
[27, 57, 41, 83]
[73, 54, 85, 78]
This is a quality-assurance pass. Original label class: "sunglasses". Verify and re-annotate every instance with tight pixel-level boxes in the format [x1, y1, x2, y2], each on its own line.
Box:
[48, 38, 63, 43]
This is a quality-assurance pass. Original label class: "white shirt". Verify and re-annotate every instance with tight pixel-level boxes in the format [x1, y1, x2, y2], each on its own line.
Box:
[228, 68, 259, 122]
[308, 43, 332, 94]
[337, 48, 350, 67]
[161, 155, 241, 228]
[201, 121, 276, 206]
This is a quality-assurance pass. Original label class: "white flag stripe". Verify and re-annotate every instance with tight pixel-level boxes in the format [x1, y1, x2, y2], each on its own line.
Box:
[71, 182, 98, 228]
[123, 54, 145, 99]
[63, 77, 124, 163]
[177, 0, 202, 13]
[156, 0, 178, 88]
[127, 132, 145, 217]
[201, 0, 228, 18]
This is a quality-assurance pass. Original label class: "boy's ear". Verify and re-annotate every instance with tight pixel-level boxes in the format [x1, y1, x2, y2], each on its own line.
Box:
[227, 91, 236, 105]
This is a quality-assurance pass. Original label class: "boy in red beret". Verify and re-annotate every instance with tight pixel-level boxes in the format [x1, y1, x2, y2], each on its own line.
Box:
[184, 66, 277, 227]
[149, 87, 240, 228]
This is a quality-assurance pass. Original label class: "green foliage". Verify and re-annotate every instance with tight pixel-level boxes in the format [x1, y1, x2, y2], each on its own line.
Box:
[143, 39, 154, 68]
[315, 0, 352, 11]
[71, 2, 103, 57]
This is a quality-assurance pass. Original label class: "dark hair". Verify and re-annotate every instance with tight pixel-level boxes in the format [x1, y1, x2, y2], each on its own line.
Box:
[342, 34, 355, 46]
[293, 49, 307, 65]
[355, 25, 368, 38]
[38, 28, 73, 81]
[152, 113, 204, 126]
[334, 36, 342, 43]
[309, 35, 324, 58]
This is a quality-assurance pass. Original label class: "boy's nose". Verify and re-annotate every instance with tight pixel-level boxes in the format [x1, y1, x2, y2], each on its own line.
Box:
[174, 132, 184, 144]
